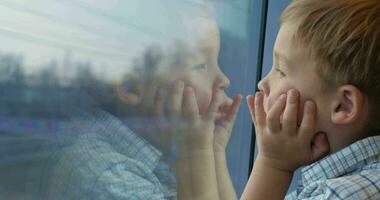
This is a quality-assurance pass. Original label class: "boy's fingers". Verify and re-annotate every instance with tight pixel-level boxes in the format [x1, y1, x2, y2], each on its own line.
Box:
[225, 94, 242, 122]
[247, 95, 256, 124]
[282, 89, 299, 133]
[182, 86, 200, 124]
[152, 87, 165, 117]
[267, 94, 287, 132]
[205, 89, 224, 121]
[299, 100, 317, 139]
[168, 80, 184, 118]
[254, 92, 266, 128]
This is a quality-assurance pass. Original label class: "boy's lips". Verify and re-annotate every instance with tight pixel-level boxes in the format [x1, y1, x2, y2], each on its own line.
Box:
[215, 98, 232, 120]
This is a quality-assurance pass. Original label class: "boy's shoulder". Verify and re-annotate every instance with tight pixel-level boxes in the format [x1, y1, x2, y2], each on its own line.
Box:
[289, 169, 380, 200]
[289, 136, 380, 200]
[287, 169, 380, 199]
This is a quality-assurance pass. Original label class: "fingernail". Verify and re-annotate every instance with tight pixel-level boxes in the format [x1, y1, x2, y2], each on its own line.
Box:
[288, 89, 297, 97]
[305, 101, 314, 109]
[256, 91, 262, 97]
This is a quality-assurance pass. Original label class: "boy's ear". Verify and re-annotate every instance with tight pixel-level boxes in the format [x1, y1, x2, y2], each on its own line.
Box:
[331, 85, 365, 125]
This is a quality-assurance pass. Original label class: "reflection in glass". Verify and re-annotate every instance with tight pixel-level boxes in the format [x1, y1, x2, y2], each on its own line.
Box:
[0, 0, 251, 199]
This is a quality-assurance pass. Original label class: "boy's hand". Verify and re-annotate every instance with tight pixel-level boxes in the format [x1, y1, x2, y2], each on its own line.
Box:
[167, 80, 226, 152]
[213, 95, 242, 152]
[247, 89, 329, 172]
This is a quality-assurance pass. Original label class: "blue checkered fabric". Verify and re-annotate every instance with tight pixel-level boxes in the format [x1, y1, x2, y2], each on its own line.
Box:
[286, 136, 380, 200]
[45, 109, 177, 200]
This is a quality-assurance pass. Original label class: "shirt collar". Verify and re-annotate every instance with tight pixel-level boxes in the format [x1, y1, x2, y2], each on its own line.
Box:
[301, 135, 380, 186]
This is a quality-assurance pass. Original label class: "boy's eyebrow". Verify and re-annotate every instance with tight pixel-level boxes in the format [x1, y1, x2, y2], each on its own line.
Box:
[274, 51, 291, 67]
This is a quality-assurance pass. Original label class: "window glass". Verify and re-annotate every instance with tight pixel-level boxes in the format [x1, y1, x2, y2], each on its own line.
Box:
[0, 1, 258, 199]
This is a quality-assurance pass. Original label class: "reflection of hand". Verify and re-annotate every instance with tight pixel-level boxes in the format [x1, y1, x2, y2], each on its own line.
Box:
[167, 80, 226, 153]
[213, 95, 242, 153]
[166, 81, 223, 200]
[247, 89, 329, 172]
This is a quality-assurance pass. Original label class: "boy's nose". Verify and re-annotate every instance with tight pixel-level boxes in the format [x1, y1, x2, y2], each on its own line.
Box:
[217, 71, 230, 90]
[257, 79, 269, 96]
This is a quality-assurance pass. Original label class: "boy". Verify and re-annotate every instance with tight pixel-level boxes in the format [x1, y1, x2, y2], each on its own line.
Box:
[241, 0, 380, 199]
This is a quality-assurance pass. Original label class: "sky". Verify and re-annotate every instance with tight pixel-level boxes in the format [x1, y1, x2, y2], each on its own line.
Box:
[0, 0, 250, 82]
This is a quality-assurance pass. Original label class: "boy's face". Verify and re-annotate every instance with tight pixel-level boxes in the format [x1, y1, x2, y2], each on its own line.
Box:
[183, 29, 230, 118]
[161, 21, 231, 119]
[258, 22, 333, 135]
[137, 20, 230, 151]
[121, 19, 231, 119]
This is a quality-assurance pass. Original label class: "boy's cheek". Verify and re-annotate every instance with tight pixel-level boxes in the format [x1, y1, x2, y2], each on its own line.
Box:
[297, 97, 318, 125]
[197, 91, 229, 115]
[265, 96, 275, 113]
[198, 93, 212, 114]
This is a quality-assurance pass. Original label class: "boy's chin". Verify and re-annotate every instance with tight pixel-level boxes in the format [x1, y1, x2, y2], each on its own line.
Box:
[215, 109, 228, 121]
[215, 103, 230, 121]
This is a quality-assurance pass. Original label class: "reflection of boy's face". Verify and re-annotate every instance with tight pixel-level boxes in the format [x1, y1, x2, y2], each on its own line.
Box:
[164, 21, 231, 119]
[139, 20, 231, 152]
[258, 22, 333, 140]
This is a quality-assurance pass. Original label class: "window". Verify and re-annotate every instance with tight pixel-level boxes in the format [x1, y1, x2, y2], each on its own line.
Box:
[0, 0, 265, 199]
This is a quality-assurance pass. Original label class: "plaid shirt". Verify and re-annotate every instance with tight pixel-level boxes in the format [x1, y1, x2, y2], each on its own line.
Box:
[286, 136, 380, 200]
[44, 109, 176, 200]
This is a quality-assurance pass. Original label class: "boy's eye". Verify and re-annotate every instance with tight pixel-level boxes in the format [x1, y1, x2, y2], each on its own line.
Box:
[191, 63, 207, 70]
[275, 67, 286, 77]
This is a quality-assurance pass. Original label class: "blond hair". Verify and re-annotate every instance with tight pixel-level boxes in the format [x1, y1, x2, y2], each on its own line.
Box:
[281, 0, 380, 132]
